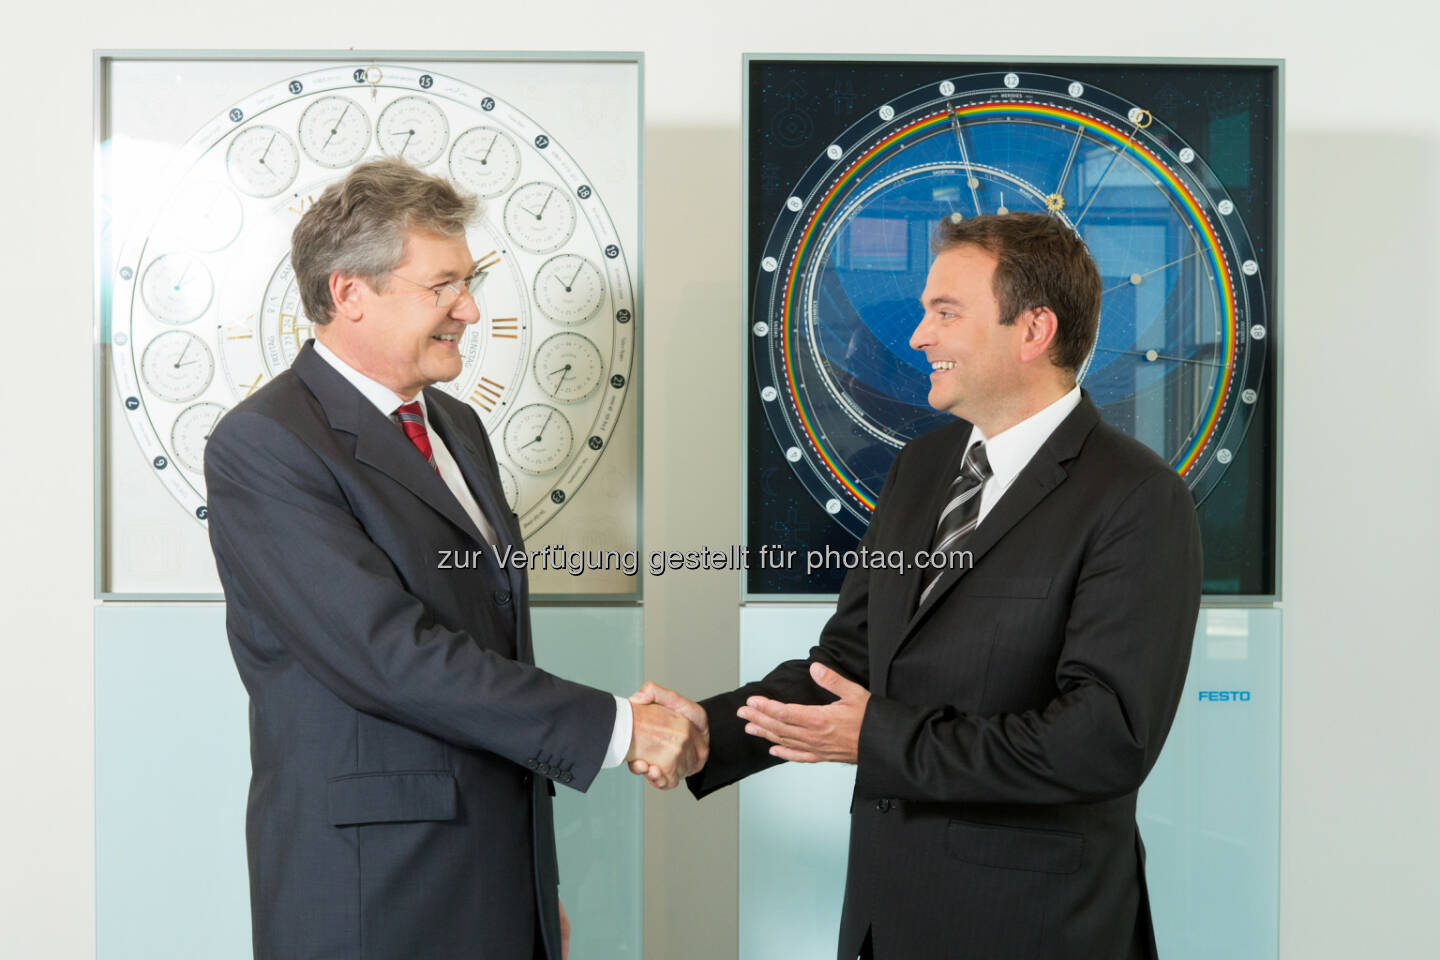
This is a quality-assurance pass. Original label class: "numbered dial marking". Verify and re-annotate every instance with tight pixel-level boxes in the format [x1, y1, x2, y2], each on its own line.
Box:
[502, 181, 576, 254]
[171, 402, 227, 474]
[503, 403, 575, 475]
[141, 331, 215, 403]
[377, 96, 449, 167]
[140, 253, 214, 325]
[225, 125, 300, 198]
[533, 253, 605, 324]
[448, 126, 522, 198]
[533, 333, 604, 402]
[298, 96, 371, 168]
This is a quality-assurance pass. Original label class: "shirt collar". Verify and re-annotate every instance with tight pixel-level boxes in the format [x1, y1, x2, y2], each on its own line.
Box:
[312, 337, 427, 419]
[965, 385, 1082, 488]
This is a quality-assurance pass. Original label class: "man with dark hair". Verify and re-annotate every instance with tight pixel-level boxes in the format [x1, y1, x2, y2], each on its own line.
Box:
[205, 158, 704, 960]
[637, 212, 1202, 959]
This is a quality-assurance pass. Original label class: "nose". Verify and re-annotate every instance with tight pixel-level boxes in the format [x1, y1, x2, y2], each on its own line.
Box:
[909, 311, 933, 352]
[451, 287, 481, 324]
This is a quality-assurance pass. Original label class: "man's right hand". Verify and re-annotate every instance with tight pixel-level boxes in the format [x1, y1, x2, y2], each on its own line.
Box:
[626, 683, 709, 789]
[625, 698, 708, 790]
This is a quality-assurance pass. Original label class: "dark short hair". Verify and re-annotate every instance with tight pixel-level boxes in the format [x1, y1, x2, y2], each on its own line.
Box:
[290, 158, 478, 325]
[931, 212, 1101, 374]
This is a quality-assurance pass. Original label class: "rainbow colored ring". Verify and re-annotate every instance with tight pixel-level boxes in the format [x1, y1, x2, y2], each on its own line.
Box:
[779, 101, 1238, 511]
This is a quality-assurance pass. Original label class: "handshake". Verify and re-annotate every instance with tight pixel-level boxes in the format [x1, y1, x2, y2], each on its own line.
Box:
[622, 682, 709, 790]
[620, 662, 873, 790]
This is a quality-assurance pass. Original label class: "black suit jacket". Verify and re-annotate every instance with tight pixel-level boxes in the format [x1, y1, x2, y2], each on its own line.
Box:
[204, 341, 615, 960]
[690, 395, 1202, 960]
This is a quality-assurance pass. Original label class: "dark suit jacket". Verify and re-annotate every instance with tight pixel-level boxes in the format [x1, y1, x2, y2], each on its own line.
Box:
[204, 340, 615, 960]
[690, 394, 1202, 960]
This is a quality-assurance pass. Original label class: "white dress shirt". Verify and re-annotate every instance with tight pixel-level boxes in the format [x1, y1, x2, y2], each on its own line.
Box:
[964, 385, 1082, 526]
[313, 339, 633, 769]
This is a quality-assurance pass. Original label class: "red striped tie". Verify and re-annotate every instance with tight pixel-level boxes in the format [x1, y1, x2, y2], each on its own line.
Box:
[394, 401, 437, 471]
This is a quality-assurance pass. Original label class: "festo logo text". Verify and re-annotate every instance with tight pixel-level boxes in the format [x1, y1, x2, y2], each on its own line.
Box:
[1198, 690, 1252, 702]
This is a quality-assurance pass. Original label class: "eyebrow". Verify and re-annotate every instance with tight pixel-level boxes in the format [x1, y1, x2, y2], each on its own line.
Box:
[921, 296, 964, 309]
[421, 267, 466, 285]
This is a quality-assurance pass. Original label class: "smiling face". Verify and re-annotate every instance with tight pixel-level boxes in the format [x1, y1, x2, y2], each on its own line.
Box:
[321, 229, 480, 399]
[909, 243, 1033, 429]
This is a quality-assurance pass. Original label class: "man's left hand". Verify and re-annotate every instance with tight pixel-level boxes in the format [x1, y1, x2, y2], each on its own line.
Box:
[737, 662, 870, 764]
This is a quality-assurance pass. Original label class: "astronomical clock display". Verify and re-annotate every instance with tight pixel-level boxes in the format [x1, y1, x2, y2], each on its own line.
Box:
[746, 59, 1278, 595]
[104, 60, 638, 552]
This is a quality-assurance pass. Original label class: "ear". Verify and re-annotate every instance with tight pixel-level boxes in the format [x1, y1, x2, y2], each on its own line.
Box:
[329, 272, 368, 323]
[1016, 306, 1059, 365]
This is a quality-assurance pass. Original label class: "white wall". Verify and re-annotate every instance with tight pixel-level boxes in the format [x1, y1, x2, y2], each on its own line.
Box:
[2, 1, 1437, 957]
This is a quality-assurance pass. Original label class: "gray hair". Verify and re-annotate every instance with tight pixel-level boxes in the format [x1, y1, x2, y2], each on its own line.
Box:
[290, 158, 479, 324]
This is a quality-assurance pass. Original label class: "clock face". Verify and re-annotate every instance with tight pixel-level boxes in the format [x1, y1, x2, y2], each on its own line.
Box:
[109, 63, 637, 533]
[752, 71, 1268, 537]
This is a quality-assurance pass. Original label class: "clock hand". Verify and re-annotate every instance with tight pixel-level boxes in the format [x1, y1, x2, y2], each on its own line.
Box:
[536, 189, 554, 220]
[172, 338, 193, 368]
[395, 129, 415, 156]
[567, 261, 585, 288]
[1075, 111, 1148, 229]
[1100, 251, 1203, 296]
[481, 133, 499, 163]
[549, 363, 573, 384]
[259, 131, 277, 166]
[173, 260, 192, 292]
[520, 410, 558, 449]
[321, 103, 350, 151]
[1091, 345, 1226, 368]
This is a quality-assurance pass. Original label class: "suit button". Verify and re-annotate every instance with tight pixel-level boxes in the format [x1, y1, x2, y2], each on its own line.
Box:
[521, 774, 533, 788]
[561, 772, 574, 784]
[494, 590, 512, 605]
[875, 799, 892, 813]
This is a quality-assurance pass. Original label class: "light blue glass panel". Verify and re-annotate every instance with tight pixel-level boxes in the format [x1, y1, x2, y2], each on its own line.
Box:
[95, 604, 251, 960]
[1137, 607, 1281, 960]
[95, 603, 642, 960]
[533, 606, 644, 960]
[738, 606, 855, 960]
[737, 605, 1280, 960]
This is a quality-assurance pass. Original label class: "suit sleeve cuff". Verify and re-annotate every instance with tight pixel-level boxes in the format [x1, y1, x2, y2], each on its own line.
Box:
[855, 694, 930, 798]
[601, 695, 633, 769]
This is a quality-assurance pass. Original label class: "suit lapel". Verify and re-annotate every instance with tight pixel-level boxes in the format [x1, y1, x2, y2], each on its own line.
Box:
[291, 342, 487, 549]
[423, 391, 520, 551]
[898, 395, 1101, 641]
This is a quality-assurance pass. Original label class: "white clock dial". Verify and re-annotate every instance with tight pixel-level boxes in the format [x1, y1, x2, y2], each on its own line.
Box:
[503, 403, 574, 475]
[298, 96, 371, 168]
[377, 95, 449, 167]
[171, 402, 227, 474]
[449, 126, 522, 198]
[141, 331, 215, 403]
[503, 181, 576, 254]
[533, 254, 605, 324]
[533, 333, 604, 403]
[141, 253, 214, 325]
[225, 125, 300, 198]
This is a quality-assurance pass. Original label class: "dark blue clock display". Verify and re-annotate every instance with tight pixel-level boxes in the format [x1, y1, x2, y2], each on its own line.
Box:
[747, 60, 1278, 595]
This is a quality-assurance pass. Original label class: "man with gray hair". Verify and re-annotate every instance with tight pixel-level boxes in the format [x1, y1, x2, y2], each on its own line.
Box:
[204, 158, 701, 960]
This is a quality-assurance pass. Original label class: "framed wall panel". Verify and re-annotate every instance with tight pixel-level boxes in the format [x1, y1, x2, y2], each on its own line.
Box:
[95, 51, 643, 599]
[743, 56, 1280, 599]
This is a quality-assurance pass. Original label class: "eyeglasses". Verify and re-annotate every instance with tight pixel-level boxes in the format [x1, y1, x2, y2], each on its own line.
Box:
[388, 255, 493, 310]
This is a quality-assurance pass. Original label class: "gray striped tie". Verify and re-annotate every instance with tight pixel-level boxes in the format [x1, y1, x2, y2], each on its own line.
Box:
[918, 442, 991, 606]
